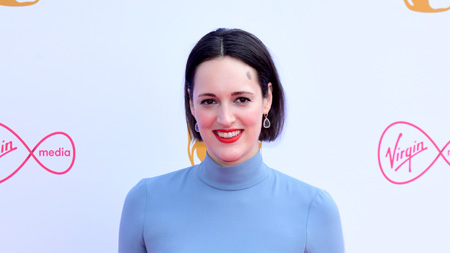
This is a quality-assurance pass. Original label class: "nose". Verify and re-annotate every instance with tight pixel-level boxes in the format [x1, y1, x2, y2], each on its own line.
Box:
[217, 104, 235, 127]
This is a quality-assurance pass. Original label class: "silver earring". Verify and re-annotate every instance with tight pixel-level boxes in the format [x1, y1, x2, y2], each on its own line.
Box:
[263, 114, 270, 129]
[194, 123, 200, 132]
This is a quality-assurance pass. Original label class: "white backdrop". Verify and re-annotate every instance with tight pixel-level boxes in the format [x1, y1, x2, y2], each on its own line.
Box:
[1, 0, 450, 252]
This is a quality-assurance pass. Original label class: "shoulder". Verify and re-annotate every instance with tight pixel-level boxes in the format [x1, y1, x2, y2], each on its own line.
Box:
[308, 189, 340, 220]
[270, 168, 325, 201]
[269, 168, 341, 217]
[126, 165, 197, 198]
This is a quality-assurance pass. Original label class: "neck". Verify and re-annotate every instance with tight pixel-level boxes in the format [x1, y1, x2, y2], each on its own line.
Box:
[197, 151, 270, 191]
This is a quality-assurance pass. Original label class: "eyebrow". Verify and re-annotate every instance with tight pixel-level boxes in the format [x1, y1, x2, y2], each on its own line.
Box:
[232, 91, 254, 96]
[198, 91, 255, 97]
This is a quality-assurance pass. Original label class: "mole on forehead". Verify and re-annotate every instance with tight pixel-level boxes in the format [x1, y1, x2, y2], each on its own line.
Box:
[246, 71, 252, 80]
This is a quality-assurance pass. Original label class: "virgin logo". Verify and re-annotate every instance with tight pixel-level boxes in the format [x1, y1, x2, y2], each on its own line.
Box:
[0, 123, 75, 183]
[378, 121, 450, 184]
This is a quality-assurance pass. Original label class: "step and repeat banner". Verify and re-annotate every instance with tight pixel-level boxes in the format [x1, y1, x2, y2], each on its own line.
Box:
[1, 0, 449, 252]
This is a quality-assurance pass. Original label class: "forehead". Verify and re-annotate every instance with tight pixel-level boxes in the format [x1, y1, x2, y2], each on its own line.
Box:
[193, 56, 260, 95]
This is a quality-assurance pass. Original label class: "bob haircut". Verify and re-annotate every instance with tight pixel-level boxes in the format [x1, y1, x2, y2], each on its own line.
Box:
[185, 28, 285, 142]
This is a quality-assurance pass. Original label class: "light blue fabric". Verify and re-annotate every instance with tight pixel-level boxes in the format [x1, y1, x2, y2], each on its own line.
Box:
[119, 151, 344, 252]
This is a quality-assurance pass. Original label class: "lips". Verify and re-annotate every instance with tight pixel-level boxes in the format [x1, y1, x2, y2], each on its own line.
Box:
[213, 129, 243, 143]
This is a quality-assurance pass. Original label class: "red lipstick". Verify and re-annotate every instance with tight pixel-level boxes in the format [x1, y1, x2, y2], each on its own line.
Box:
[213, 129, 243, 143]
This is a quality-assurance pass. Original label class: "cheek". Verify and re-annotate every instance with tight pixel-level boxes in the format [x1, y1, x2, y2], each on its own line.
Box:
[195, 110, 216, 128]
[240, 108, 263, 129]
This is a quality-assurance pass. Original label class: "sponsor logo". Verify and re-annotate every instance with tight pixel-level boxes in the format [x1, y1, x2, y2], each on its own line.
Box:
[0, 0, 39, 7]
[378, 121, 450, 184]
[0, 123, 75, 183]
[188, 132, 206, 166]
[404, 0, 450, 13]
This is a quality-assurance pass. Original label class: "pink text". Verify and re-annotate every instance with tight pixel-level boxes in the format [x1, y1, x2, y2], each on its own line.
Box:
[0, 140, 17, 158]
[39, 148, 71, 157]
[385, 133, 427, 172]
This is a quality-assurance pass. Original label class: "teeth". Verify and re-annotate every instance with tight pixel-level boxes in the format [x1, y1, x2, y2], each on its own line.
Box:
[217, 130, 241, 138]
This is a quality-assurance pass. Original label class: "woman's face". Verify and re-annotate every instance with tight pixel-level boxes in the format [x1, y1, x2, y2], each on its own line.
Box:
[190, 56, 272, 167]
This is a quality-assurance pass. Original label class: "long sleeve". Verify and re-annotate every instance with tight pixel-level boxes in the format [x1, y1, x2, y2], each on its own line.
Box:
[305, 190, 345, 253]
[119, 179, 147, 253]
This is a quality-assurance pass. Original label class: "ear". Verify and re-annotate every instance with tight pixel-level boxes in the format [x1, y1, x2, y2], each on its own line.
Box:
[263, 82, 273, 114]
[188, 89, 196, 117]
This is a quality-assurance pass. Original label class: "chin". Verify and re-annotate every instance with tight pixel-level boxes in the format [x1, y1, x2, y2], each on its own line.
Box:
[219, 155, 242, 165]
[212, 148, 254, 166]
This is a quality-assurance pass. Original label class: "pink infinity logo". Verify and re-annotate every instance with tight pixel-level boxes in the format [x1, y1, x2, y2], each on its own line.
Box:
[0, 123, 76, 183]
[378, 121, 450, 184]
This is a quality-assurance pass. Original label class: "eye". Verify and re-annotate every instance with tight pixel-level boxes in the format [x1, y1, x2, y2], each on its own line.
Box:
[200, 99, 216, 105]
[235, 97, 251, 104]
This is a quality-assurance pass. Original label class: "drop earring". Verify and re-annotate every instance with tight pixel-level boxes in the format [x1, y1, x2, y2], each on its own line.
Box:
[263, 114, 271, 129]
[194, 123, 200, 132]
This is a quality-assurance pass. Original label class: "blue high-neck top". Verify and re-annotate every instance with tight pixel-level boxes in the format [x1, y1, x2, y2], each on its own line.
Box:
[119, 152, 344, 252]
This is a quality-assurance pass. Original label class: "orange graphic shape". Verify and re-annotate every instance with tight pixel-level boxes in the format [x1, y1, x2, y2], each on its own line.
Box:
[404, 0, 450, 12]
[0, 0, 39, 6]
[188, 131, 207, 166]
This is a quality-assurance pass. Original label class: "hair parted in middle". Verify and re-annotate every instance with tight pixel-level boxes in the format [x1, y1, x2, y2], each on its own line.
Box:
[184, 28, 285, 142]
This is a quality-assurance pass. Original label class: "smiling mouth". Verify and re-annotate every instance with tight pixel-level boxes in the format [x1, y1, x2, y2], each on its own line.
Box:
[213, 129, 243, 143]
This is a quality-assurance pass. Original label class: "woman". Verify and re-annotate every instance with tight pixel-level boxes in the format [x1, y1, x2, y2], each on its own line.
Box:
[119, 28, 344, 252]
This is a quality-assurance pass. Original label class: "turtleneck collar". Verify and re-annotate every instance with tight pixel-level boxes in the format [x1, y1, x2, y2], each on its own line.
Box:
[196, 151, 270, 191]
